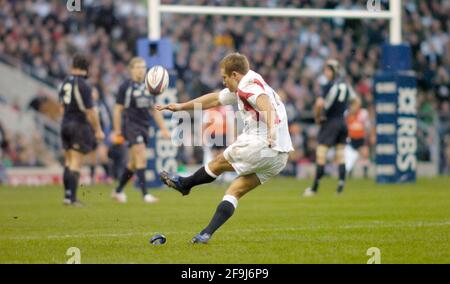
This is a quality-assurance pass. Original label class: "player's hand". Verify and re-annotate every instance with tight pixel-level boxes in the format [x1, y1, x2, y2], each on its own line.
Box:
[161, 128, 171, 139]
[315, 116, 325, 125]
[95, 130, 105, 141]
[155, 103, 182, 112]
[111, 132, 125, 145]
[267, 129, 277, 148]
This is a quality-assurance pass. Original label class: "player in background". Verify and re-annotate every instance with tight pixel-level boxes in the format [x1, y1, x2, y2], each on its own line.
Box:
[111, 57, 171, 204]
[202, 104, 237, 183]
[303, 59, 357, 197]
[345, 96, 371, 178]
[85, 86, 114, 185]
[202, 104, 236, 166]
[59, 54, 104, 206]
[0, 121, 8, 185]
[157, 53, 294, 244]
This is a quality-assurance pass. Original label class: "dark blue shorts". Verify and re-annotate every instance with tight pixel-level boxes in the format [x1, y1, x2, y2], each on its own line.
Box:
[61, 121, 96, 154]
[318, 119, 348, 147]
[124, 124, 149, 147]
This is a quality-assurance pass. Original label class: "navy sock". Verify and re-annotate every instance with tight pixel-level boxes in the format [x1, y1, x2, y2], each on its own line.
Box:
[116, 168, 134, 193]
[102, 163, 111, 178]
[312, 165, 324, 192]
[337, 164, 346, 192]
[363, 165, 369, 179]
[136, 169, 148, 196]
[89, 165, 95, 183]
[180, 166, 216, 190]
[68, 170, 80, 202]
[201, 200, 235, 236]
[63, 166, 71, 199]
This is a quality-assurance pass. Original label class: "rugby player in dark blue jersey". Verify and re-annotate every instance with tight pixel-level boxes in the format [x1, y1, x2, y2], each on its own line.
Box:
[59, 54, 104, 206]
[304, 59, 357, 196]
[111, 57, 170, 203]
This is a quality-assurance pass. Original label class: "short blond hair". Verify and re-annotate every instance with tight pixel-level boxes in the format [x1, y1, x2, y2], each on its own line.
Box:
[220, 53, 250, 76]
[128, 57, 146, 69]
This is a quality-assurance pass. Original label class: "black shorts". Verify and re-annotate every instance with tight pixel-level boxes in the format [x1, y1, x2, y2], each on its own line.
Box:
[61, 121, 96, 154]
[350, 138, 365, 150]
[318, 119, 348, 147]
[124, 124, 149, 147]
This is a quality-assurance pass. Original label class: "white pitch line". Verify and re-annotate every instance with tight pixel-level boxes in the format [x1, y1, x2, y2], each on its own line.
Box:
[1, 221, 449, 241]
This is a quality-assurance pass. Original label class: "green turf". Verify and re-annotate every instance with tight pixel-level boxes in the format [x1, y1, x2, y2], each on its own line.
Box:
[0, 177, 449, 263]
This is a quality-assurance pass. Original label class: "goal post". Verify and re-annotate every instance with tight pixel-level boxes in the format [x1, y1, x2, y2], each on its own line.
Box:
[148, 0, 402, 44]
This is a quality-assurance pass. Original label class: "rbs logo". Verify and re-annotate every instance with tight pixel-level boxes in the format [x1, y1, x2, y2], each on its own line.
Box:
[396, 88, 417, 172]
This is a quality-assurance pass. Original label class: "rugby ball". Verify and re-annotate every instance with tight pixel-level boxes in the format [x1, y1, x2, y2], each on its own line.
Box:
[150, 234, 167, 245]
[145, 66, 169, 95]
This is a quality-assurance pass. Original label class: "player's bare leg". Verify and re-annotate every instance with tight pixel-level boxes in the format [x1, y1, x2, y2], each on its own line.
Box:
[97, 144, 112, 184]
[160, 153, 234, 196]
[192, 174, 261, 244]
[304, 145, 328, 197]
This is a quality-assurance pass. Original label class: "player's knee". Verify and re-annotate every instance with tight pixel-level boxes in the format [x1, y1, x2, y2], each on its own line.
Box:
[316, 145, 328, 165]
[336, 145, 345, 164]
[131, 144, 147, 168]
[69, 155, 83, 171]
[226, 188, 245, 199]
[127, 161, 136, 171]
[134, 154, 147, 168]
[209, 154, 231, 175]
[360, 146, 369, 158]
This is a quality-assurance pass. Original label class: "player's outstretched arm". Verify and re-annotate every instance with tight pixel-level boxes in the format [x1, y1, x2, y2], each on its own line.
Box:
[155, 92, 221, 112]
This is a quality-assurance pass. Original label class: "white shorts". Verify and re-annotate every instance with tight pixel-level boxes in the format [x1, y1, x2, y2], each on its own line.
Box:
[223, 134, 289, 184]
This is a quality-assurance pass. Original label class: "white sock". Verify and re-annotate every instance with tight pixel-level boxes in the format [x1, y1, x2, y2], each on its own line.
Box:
[222, 195, 238, 209]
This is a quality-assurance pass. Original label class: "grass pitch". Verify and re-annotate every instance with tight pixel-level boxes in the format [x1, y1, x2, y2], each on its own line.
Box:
[0, 177, 449, 263]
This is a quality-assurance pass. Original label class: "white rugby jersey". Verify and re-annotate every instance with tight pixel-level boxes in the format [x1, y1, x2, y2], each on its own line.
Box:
[219, 70, 294, 153]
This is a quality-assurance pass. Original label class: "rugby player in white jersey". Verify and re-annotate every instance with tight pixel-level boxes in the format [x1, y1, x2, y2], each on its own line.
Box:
[156, 53, 293, 244]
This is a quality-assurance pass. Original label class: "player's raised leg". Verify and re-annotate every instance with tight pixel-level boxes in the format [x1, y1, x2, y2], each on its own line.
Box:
[192, 173, 261, 244]
[160, 153, 234, 196]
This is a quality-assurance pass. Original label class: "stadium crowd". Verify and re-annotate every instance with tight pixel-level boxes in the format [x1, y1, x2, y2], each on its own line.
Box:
[0, 0, 449, 174]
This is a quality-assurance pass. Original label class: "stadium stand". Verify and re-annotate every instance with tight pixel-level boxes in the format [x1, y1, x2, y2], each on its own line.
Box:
[0, 0, 448, 174]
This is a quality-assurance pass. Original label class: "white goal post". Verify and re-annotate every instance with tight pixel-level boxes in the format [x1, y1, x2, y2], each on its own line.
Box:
[148, 0, 402, 44]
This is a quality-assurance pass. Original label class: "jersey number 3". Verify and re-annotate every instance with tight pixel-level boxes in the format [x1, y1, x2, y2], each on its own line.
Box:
[63, 83, 72, 104]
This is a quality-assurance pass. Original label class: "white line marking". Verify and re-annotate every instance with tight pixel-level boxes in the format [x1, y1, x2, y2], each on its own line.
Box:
[1, 221, 449, 241]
